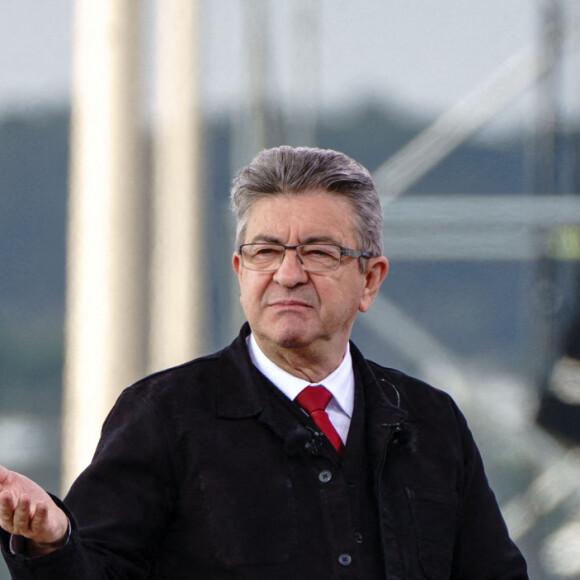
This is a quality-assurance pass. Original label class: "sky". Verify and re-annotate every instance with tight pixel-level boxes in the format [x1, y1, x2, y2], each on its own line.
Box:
[0, 1, 72, 112]
[3, 0, 580, 139]
[0, 0, 552, 124]
[204, 0, 537, 114]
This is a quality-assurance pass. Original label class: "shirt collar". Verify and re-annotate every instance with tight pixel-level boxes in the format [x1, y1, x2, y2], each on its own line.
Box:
[247, 333, 355, 418]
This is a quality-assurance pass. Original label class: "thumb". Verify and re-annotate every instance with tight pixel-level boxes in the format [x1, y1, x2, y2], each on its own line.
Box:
[0, 464, 10, 484]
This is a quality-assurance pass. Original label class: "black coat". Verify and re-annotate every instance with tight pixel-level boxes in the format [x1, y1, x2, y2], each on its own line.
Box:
[2, 324, 528, 579]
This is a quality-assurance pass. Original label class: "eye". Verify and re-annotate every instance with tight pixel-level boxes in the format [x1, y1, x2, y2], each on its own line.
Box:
[255, 245, 283, 255]
[247, 244, 284, 259]
[302, 245, 340, 258]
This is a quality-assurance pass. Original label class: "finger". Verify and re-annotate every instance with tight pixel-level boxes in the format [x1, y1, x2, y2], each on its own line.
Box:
[0, 491, 16, 532]
[30, 501, 48, 534]
[0, 489, 15, 510]
[12, 495, 33, 536]
[0, 464, 10, 484]
[30, 502, 68, 548]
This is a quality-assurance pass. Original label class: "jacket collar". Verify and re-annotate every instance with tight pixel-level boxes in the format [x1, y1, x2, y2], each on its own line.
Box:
[216, 323, 310, 447]
[216, 324, 407, 426]
[350, 341, 407, 425]
[216, 323, 265, 419]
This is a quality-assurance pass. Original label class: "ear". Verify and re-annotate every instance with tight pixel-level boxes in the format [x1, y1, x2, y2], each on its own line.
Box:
[232, 252, 242, 277]
[358, 256, 389, 313]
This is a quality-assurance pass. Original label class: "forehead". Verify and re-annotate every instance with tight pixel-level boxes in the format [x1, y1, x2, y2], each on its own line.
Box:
[244, 191, 357, 243]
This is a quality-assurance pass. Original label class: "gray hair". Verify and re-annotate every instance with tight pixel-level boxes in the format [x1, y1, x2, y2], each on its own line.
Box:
[230, 146, 383, 256]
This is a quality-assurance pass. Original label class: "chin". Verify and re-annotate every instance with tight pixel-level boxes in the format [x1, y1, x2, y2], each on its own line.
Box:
[276, 337, 309, 349]
[270, 324, 315, 350]
[272, 329, 309, 349]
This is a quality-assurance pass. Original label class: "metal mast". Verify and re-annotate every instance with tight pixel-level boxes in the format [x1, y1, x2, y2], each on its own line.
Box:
[148, 0, 204, 372]
[62, 0, 145, 491]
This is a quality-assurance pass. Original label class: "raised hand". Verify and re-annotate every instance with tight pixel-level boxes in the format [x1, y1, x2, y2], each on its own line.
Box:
[0, 464, 68, 556]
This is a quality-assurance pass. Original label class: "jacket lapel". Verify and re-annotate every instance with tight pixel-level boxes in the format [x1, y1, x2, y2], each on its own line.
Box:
[215, 324, 264, 419]
[215, 324, 306, 445]
[215, 326, 409, 463]
[350, 343, 408, 479]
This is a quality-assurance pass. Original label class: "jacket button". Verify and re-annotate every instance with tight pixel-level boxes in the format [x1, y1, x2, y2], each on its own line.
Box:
[338, 553, 352, 566]
[354, 532, 363, 544]
[318, 469, 332, 483]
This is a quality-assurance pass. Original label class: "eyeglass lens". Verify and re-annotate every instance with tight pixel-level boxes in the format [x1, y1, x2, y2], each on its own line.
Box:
[241, 244, 342, 271]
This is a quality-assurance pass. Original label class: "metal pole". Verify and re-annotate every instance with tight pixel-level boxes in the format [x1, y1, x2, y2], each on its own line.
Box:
[227, 0, 270, 340]
[284, 0, 319, 147]
[531, 0, 563, 382]
[62, 0, 145, 491]
[148, 0, 205, 372]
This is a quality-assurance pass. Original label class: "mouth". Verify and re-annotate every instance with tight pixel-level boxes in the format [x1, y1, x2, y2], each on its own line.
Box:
[269, 299, 311, 309]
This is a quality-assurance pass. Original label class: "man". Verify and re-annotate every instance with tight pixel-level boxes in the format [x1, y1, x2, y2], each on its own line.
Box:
[0, 146, 528, 578]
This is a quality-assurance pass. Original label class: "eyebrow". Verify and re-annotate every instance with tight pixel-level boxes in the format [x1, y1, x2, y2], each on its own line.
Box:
[248, 234, 343, 245]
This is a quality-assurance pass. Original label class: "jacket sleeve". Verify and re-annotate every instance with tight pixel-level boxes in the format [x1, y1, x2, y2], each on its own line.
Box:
[1, 388, 179, 580]
[450, 402, 528, 579]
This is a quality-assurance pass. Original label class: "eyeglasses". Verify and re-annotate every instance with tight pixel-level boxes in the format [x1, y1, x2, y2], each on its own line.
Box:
[238, 243, 372, 272]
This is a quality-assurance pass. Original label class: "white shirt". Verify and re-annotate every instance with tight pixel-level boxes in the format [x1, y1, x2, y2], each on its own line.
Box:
[247, 333, 355, 443]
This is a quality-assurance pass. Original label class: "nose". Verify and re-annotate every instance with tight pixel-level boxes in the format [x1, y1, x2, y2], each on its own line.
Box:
[272, 248, 309, 287]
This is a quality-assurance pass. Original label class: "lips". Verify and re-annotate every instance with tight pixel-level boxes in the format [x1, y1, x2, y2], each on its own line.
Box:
[269, 300, 311, 308]
[267, 295, 314, 309]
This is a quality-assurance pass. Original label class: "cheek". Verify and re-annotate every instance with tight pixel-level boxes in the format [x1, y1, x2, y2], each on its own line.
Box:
[238, 279, 250, 306]
[328, 280, 365, 313]
[238, 275, 268, 308]
[317, 279, 355, 307]
[238, 286, 254, 317]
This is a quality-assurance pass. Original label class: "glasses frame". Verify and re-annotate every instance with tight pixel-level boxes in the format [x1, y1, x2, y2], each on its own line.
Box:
[238, 242, 372, 272]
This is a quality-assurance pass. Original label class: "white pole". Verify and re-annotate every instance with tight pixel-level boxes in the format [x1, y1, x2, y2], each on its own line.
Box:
[227, 0, 269, 339]
[148, 0, 204, 372]
[62, 0, 145, 492]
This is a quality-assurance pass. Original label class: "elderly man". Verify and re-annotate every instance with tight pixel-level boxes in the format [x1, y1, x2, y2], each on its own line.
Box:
[0, 146, 527, 579]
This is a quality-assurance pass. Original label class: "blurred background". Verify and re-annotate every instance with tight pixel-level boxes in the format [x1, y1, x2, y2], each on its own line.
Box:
[1, 0, 580, 577]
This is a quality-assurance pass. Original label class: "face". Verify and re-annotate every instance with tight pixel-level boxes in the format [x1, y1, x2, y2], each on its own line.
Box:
[232, 191, 388, 362]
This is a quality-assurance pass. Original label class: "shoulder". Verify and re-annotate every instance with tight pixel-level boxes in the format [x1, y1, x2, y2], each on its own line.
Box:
[126, 326, 253, 405]
[366, 360, 464, 421]
[350, 341, 456, 411]
[129, 350, 224, 400]
[102, 349, 233, 431]
[363, 360, 479, 470]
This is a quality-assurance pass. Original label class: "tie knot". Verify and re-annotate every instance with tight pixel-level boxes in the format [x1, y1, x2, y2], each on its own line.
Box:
[296, 385, 333, 414]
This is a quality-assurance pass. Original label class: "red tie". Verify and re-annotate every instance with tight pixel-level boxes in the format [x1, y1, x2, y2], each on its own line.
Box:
[296, 385, 344, 455]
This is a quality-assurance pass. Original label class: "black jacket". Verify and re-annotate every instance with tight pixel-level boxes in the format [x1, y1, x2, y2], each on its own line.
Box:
[2, 324, 528, 579]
